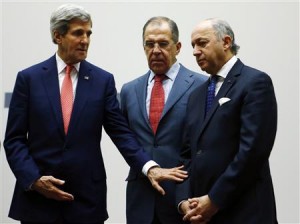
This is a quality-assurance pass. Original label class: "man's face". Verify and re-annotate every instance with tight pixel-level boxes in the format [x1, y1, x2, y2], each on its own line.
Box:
[143, 22, 181, 75]
[55, 19, 92, 64]
[191, 21, 226, 75]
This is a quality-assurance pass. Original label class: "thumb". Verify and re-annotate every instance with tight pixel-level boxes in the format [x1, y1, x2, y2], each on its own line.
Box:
[151, 181, 165, 195]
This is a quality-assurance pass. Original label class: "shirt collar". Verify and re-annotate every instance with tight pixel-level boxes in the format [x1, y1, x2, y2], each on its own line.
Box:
[55, 53, 80, 74]
[216, 56, 238, 79]
[149, 61, 180, 83]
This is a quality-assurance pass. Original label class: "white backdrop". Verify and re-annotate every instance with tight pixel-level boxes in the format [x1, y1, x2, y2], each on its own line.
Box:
[0, 0, 299, 223]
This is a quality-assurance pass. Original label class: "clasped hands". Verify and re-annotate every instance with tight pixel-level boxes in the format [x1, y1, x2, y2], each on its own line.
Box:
[180, 195, 219, 224]
[31, 165, 188, 201]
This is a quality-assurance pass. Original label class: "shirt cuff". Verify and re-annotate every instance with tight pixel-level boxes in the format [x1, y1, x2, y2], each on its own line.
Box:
[178, 200, 187, 214]
[142, 160, 159, 176]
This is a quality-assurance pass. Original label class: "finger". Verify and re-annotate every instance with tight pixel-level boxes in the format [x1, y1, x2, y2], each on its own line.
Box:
[189, 201, 198, 209]
[164, 174, 187, 182]
[55, 189, 74, 201]
[49, 176, 66, 186]
[172, 166, 188, 174]
[163, 170, 188, 180]
[172, 170, 188, 177]
[47, 186, 74, 201]
[190, 214, 205, 222]
[174, 165, 185, 170]
[188, 198, 200, 203]
[151, 180, 165, 195]
[184, 214, 204, 222]
[183, 208, 200, 221]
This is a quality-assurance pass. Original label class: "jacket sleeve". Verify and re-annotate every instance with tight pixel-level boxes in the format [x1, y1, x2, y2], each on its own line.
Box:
[4, 72, 41, 190]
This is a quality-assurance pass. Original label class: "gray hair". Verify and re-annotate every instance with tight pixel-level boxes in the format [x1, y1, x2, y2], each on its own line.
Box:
[142, 16, 179, 43]
[50, 4, 92, 44]
[209, 18, 240, 55]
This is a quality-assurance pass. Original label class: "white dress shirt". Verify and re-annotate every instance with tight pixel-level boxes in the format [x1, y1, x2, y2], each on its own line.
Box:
[214, 56, 238, 95]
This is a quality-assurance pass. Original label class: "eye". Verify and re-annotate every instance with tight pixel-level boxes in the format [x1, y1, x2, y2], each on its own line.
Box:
[197, 40, 208, 48]
[144, 41, 171, 49]
[87, 31, 92, 37]
[144, 41, 155, 48]
[72, 29, 84, 37]
[158, 41, 169, 48]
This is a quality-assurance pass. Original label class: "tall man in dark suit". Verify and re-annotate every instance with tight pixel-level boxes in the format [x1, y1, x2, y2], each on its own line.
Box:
[3, 4, 187, 224]
[177, 18, 278, 223]
[120, 17, 207, 224]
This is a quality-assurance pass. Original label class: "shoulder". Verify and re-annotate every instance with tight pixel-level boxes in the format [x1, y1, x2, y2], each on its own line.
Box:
[234, 59, 271, 81]
[179, 64, 208, 83]
[122, 72, 149, 90]
[20, 56, 54, 73]
[234, 60, 275, 94]
[240, 63, 273, 84]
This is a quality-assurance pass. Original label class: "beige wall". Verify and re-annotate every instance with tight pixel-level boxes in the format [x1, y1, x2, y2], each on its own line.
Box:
[0, 1, 299, 223]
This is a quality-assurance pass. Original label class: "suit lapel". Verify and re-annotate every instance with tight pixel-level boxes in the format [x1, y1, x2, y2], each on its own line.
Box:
[161, 66, 195, 118]
[197, 60, 243, 138]
[135, 72, 152, 129]
[67, 61, 91, 137]
[194, 80, 209, 140]
[42, 56, 65, 137]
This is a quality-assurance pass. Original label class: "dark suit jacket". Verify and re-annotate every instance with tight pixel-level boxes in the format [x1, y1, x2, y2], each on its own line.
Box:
[177, 59, 278, 224]
[4, 55, 150, 223]
[120, 64, 207, 224]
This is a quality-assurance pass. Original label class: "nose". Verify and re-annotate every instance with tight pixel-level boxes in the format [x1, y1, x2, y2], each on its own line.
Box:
[152, 43, 162, 53]
[80, 34, 89, 44]
[193, 46, 202, 56]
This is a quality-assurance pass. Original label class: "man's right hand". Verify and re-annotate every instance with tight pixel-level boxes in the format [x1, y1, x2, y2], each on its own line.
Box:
[32, 176, 74, 201]
[147, 165, 188, 195]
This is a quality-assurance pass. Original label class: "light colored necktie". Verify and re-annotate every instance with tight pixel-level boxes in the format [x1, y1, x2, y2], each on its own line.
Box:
[61, 65, 74, 134]
[149, 74, 166, 134]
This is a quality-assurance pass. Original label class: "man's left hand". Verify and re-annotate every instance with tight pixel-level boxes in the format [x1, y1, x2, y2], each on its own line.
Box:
[183, 195, 219, 223]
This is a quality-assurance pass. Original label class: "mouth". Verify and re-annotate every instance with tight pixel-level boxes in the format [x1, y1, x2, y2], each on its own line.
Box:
[197, 58, 206, 65]
[77, 48, 87, 52]
[151, 58, 164, 63]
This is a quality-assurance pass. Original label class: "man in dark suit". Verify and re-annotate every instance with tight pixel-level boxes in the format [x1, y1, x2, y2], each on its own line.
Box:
[120, 17, 207, 224]
[3, 4, 187, 224]
[177, 18, 278, 223]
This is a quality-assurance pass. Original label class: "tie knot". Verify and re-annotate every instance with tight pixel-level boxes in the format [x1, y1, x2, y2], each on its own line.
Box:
[210, 75, 219, 83]
[154, 74, 166, 82]
[65, 65, 73, 76]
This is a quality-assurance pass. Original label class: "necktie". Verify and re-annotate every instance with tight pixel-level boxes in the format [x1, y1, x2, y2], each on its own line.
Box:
[149, 75, 166, 134]
[205, 75, 218, 116]
[61, 65, 74, 134]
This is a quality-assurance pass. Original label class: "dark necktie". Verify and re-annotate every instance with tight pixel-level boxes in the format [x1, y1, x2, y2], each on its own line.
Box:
[61, 65, 74, 134]
[205, 75, 218, 116]
[149, 75, 166, 134]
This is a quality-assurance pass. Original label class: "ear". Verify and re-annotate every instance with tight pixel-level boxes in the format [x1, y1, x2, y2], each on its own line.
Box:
[53, 30, 62, 44]
[175, 41, 182, 55]
[223, 35, 232, 50]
